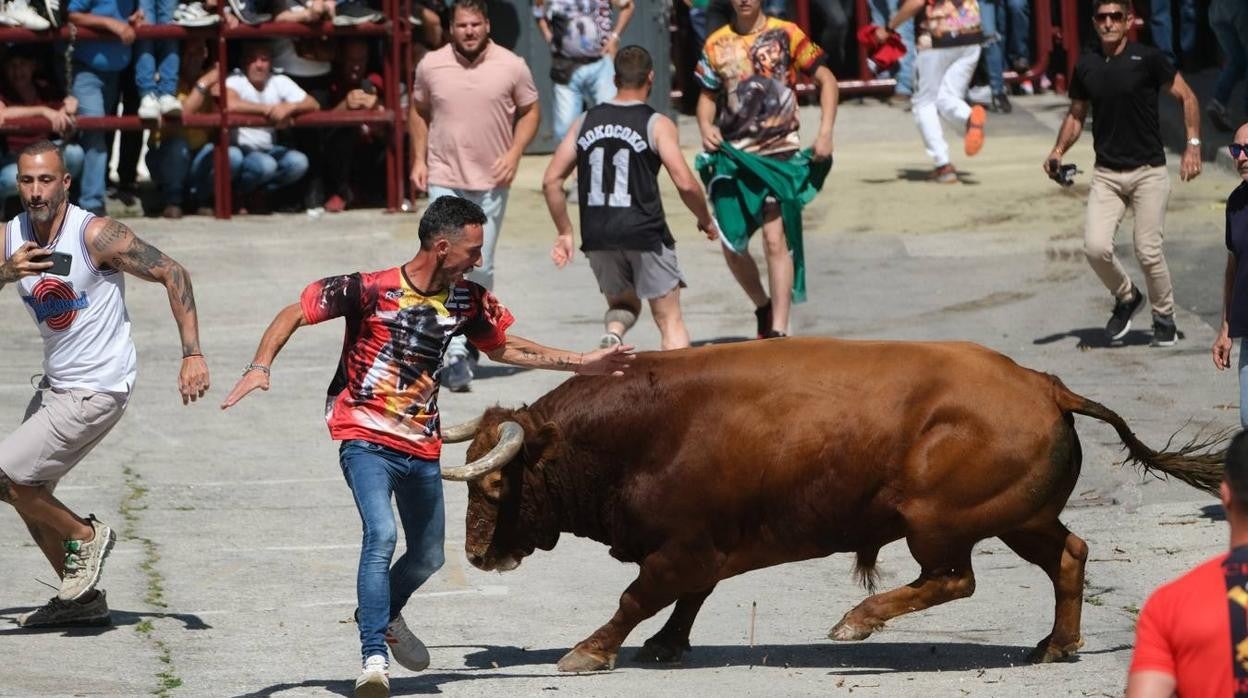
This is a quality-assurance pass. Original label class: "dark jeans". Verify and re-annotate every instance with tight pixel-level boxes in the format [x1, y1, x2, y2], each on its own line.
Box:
[145, 138, 216, 207]
[339, 440, 446, 661]
[324, 128, 386, 203]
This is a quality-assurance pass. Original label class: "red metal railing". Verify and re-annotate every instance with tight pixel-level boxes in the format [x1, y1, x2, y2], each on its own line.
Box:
[0, 4, 412, 219]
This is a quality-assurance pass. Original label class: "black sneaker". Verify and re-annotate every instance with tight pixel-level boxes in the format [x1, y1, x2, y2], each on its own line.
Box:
[754, 301, 772, 339]
[764, 330, 787, 339]
[990, 92, 1012, 114]
[332, 0, 382, 25]
[1152, 314, 1177, 347]
[1105, 285, 1143, 341]
[225, 0, 270, 24]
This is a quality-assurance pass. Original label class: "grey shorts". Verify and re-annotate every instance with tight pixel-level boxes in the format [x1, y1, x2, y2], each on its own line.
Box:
[0, 384, 128, 487]
[585, 246, 686, 300]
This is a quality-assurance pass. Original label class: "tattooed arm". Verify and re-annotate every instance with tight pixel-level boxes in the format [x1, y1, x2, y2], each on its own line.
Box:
[485, 335, 633, 376]
[86, 217, 211, 404]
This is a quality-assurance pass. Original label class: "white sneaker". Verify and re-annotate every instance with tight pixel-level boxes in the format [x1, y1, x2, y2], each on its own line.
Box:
[0, 8, 20, 26]
[7, 0, 50, 29]
[385, 614, 430, 671]
[158, 94, 182, 116]
[354, 655, 389, 698]
[173, 1, 218, 25]
[138, 94, 161, 120]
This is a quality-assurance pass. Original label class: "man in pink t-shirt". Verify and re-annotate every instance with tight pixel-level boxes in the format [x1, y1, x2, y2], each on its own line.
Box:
[409, 0, 540, 392]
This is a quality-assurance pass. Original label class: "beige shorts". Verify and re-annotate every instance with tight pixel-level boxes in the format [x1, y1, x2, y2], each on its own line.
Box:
[0, 384, 128, 487]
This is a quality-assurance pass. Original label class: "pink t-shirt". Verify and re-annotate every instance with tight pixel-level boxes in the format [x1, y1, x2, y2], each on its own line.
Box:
[412, 42, 539, 191]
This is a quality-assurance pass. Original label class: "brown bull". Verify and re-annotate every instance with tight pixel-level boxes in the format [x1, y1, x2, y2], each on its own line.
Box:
[439, 337, 1225, 673]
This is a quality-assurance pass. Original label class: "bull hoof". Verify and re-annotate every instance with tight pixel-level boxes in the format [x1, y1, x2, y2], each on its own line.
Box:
[1027, 636, 1083, 663]
[557, 647, 616, 672]
[828, 616, 875, 642]
[634, 636, 690, 664]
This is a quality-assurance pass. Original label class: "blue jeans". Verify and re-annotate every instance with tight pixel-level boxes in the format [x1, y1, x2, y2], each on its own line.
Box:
[71, 68, 122, 212]
[228, 145, 308, 194]
[0, 142, 83, 201]
[339, 440, 446, 661]
[1149, 0, 1196, 65]
[146, 137, 216, 206]
[552, 57, 616, 142]
[980, 0, 1006, 96]
[1211, 0, 1248, 109]
[867, 0, 915, 96]
[1005, 0, 1030, 66]
[135, 0, 178, 97]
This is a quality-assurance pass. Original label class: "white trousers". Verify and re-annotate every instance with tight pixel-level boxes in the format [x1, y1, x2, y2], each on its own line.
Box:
[913, 44, 981, 167]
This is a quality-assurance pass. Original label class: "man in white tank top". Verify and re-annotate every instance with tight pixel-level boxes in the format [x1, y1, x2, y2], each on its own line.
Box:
[0, 140, 211, 628]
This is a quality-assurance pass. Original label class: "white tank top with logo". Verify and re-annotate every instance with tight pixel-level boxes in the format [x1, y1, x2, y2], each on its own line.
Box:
[3, 204, 137, 393]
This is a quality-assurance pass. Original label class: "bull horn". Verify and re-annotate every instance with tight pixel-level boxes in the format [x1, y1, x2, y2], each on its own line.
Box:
[441, 416, 482, 443]
[441, 421, 525, 481]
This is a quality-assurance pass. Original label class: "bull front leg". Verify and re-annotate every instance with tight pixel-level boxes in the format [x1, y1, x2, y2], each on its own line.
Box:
[634, 584, 718, 664]
[558, 549, 715, 672]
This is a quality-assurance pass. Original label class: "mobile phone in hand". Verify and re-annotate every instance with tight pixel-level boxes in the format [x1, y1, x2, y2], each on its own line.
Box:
[40, 251, 73, 276]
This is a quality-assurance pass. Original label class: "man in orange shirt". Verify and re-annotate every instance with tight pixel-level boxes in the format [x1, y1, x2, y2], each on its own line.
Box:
[1127, 429, 1248, 697]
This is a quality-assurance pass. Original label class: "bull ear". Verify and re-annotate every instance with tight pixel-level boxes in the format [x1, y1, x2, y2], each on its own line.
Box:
[531, 421, 562, 472]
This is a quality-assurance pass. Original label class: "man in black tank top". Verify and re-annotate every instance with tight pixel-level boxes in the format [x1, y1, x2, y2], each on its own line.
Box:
[543, 46, 718, 350]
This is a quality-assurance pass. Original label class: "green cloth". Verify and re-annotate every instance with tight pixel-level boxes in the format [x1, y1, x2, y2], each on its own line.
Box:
[696, 143, 831, 303]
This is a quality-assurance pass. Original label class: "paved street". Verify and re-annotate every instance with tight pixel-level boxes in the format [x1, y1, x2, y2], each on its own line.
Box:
[0, 92, 1241, 696]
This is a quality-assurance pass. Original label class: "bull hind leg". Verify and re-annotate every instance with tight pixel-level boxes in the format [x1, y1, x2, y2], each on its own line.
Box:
[999, 520, 1089, 663]
[829, 539, 975, 642]
[634, 585, 718, 664]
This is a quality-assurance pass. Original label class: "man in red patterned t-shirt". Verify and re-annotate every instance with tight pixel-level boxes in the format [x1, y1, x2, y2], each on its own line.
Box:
[221, 196, 631, 696]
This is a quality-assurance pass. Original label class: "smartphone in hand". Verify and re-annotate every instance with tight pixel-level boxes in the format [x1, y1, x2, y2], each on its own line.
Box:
[39, 251, 73, 276]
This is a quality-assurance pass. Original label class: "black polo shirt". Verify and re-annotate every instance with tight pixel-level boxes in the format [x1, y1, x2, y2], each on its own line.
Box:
[1227, 183, 1248, 338]
[1069, 42, 1176, 171]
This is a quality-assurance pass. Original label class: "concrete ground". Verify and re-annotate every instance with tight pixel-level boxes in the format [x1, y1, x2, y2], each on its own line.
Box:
[0, 87, 1243, 697]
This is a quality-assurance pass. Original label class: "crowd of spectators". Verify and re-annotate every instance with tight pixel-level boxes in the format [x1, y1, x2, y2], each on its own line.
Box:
[0, 0, 1245, 218]
[0, 0, 395, 218]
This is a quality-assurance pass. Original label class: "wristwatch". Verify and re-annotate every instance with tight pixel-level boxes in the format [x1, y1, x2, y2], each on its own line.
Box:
[195, 82, 211, 96]
[1187, 137, 1202, 147]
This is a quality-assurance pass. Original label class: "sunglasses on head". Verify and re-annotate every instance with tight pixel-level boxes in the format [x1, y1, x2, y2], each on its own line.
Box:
[1094, 11, 1126, 23]
[1230, 143, 1248, 158]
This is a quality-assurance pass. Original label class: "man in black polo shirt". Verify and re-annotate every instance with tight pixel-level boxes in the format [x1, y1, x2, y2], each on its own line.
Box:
[1043, 0, 1202, 347]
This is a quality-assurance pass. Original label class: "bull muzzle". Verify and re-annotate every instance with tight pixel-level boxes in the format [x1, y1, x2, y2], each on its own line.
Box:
[440, 420, 525, 481]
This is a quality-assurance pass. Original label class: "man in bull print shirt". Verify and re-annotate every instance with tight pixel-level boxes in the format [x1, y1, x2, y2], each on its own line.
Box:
[221, 196, 631, 698]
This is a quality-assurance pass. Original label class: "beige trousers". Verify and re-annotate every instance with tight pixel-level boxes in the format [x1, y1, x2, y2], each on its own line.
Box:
[1083, 165, 1174, 316]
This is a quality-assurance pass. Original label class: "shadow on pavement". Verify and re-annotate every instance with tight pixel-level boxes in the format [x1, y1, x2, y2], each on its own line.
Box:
[883, 169, 980, 186]
[454, 640, 1088, 673]
[0, 607, 211, 635]
[231, 672, 551, 697]
[1033, 327, 1173, 349]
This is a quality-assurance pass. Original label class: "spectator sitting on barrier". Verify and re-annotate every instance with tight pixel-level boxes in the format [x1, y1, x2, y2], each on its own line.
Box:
[0, 45, 84, 208]
[67, 0, 144, 217]
[134, 0, 182, 120]
[146, 39, 222, 218]
[323, 38, 385, 213]
[225, 42, 318, 213]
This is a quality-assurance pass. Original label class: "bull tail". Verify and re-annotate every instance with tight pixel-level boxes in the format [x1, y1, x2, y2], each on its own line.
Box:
[1049, 375, 1230, 496]
[854, 548, 880, 593]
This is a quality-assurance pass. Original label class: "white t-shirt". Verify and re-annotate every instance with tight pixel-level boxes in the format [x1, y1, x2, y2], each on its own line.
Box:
[226, 72, 308, 151]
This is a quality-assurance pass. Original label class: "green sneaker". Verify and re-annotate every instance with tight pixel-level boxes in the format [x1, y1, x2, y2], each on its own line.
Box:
[19, 590, 111, 628]
[58, 516, 115, 601]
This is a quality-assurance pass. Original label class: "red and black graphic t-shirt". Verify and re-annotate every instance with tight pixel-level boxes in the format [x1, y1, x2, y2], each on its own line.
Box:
[299, 267, 514, 459]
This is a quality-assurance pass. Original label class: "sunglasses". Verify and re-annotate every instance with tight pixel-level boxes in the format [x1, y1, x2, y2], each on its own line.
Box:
[1094, 11, 1126, 23]
[1230, 143, 1248, 158]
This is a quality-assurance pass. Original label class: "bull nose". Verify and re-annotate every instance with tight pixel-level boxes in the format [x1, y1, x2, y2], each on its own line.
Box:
[467, 553, 487, 569]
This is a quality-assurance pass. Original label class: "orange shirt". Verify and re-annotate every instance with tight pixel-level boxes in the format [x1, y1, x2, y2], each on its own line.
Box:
[1130, 553, 1241, 696]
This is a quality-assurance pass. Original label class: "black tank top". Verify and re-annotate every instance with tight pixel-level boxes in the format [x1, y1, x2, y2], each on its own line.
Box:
[575, 101, 674, 252]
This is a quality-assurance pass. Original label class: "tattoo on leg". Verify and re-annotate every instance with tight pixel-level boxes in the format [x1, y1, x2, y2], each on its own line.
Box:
[0, 472, 15, 503]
